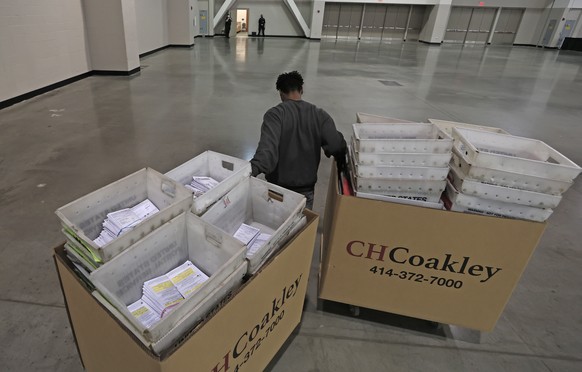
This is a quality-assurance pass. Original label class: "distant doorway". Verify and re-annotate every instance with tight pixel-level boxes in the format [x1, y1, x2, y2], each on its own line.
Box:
[237, 9, 249, 36]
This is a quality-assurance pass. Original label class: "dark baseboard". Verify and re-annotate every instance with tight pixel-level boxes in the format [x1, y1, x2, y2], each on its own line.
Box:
[169, 44, 195, 48]
[139, 45, 170, 58]
[513, 43, 537, 47]
[140, 43, 194, 58]
[419, 40, 441, 45]
[249, 35, 305, 38]
[309, 38, 321, 41]
[1, 67, 140, 110]
[2, 39, 206, 110]
[0, 71, 92, 110]
[93, 67, 141, 76]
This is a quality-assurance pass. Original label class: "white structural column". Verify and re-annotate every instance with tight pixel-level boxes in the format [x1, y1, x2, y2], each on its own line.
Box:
[213, 0, 236, 28]
[310, 0, 325, 39]
[83, 0, 140, 73]
[487, 7, 502, 44]
[283, 0, 311, 37]
[419, 1, 452, 44]
[168, 0, 198, 45]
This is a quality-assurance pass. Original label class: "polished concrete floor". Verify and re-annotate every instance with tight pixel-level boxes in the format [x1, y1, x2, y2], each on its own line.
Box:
[1, 37, 581, 371]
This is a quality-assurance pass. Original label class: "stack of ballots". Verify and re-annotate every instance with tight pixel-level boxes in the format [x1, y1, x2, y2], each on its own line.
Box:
[444, 127, 581, 222]
[93, 199, 160, 248]
[349, 118, 453, 209]
[128, 260, 209, 329]
[185, 176, 220, 196]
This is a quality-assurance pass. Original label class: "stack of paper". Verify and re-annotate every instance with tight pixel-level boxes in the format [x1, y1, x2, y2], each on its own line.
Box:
[93, 199, 160, 247]
[167, 261, 210, 298]
[142, 275, 185, 318]
[233, 223, 260, 246]
[127, 299, 161, 329]
[185, 176, 220, 196]
[247, 233, 272, 257]
[128, 260, 209, 328]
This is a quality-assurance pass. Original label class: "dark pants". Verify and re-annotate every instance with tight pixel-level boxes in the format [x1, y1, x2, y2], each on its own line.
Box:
[258, 26, 265, 36]
[225, 25, 231, 37]
[301, 190, 314, 210]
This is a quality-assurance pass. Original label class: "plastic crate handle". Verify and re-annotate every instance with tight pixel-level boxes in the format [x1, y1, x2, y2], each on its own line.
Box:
[161, 180, 177, 198]
[268, 189, 284, 203]
[222, 160, 234, 171]
[205, 227, 224, 248]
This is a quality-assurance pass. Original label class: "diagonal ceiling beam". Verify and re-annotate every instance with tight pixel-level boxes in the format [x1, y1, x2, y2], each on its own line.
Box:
[213, 0, 237, 28]
[283, 0, 310, 37]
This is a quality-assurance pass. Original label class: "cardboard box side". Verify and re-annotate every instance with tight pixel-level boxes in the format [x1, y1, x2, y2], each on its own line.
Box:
[319, 162, 547, 331]
[162, 213, 319, 371]
[53, 253, 86, 370]
[57, 211, 318, 372]
[320, 165, 340, 293]
[54, 250, 162, 372]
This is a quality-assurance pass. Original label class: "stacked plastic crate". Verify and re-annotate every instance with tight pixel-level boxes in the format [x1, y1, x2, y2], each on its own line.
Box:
[349, 122, 454, 209]
[445, 127, 582, 222]
[54, 150, 308, 354]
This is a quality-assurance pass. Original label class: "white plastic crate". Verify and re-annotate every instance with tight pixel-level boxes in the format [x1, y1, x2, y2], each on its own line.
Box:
[348, 162, 445, 202]
[352, 123, 453, 154]
[93, 259, 247, 355]
[352, 162, 450, 180]
[56, 168, 192, 263]
[90, 212, 247, 345]
[449, 162, 562, 209]
[356, 112, 415, 123]
[452, 127, 582, 182]
[428, 118, 509, 136]
[355, 191, 444, 210]
[353, 176, 447, 195]
[351, 138, 451, 167]
[165, 151, 251, 215]
[201, 177, 306, 274]
[445, 180, 552, 222]
[452, 149, 573, 195]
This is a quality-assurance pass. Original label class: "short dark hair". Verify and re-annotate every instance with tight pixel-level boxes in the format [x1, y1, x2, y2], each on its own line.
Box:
[276, 71, 304, 94]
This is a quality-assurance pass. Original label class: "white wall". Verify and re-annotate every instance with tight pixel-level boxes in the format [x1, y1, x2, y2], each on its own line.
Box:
[0, 0, 91, 102]
[135, 0, 198, 51]
[135, 0, 169, 54]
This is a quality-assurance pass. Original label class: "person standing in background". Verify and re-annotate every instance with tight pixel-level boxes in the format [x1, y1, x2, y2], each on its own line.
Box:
[258, 14, 266, 36]
[224, 13, 232, 38]
[250, 71, 347, 210]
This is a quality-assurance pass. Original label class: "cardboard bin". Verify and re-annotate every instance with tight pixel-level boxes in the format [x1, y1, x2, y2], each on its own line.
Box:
[319, 164, 546, 331]
[55, 210, 318, 372]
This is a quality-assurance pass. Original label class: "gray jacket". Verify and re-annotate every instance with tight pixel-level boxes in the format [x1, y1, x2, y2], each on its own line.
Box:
[250, 100, 346, 192]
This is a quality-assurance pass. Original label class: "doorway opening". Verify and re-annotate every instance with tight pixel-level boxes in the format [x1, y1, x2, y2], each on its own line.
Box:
[236, 9, 249, 36]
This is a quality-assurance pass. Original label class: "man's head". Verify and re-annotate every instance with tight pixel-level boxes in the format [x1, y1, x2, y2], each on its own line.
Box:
[276, 71, 303, 102]
[261, 14, 264, 18]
